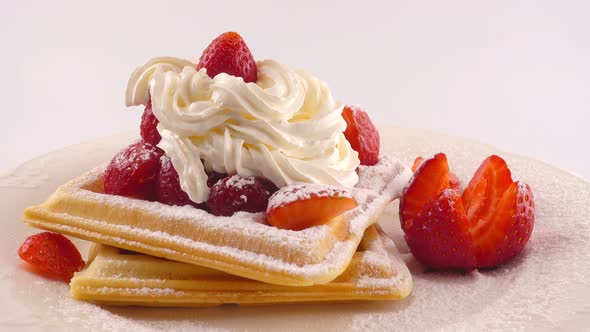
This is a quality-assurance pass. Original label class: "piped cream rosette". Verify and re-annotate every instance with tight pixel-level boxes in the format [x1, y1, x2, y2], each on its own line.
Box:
[126, 57, 360, 203]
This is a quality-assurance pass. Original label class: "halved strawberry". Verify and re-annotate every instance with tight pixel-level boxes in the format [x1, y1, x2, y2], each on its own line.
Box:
[462, 155, 513, 225]
[400, 154, 475, 269]
[404, 189, 476, 270]
[471, 181, 535, 268]
[400, 153, 450, 232]
[266, 184, 358, 231]
[197, 32, 257, 83]
[18, 232, 85, 282]
[411, 156, 425, 172]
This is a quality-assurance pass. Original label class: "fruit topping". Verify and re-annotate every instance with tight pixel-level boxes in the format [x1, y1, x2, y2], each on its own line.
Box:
[399, 153, 534, 270]
[342, 105, 380, 166]
[197, 32, 257, 83]
[18, 232, 85, 282]
[104, 140, 162, 200]
[207, 171, 228, 187]
[207, 175, 278, 216]
[140, 100, 161, 145]
[156, 155, 204, 208]
[266, 184, 358, 231]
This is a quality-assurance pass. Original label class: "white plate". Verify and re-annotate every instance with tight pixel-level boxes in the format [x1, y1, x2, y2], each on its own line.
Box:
[1, 126, 589, 331]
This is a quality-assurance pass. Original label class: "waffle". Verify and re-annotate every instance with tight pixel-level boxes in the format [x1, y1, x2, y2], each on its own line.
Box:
[70, 226, 412, 306]
[24, 155, 412, 286]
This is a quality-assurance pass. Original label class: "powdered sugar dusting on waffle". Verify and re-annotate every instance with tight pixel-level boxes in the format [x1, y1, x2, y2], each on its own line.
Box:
[267, 183, 354, 211]
[28, 155, 412, 285]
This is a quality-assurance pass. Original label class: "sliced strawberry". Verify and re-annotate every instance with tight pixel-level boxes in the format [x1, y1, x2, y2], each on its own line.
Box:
[400, 153, 450, 232]
[411, 156, 425, 172]
[404, 189, 476, 270]
[399, 153, 535, 270]
[462, 155, 513, 226]
[18, 232, 85, 282]
[411, 155, 461, 190]
[342, 105, 380, 166]
[266, 184, 358, 231]
[197, 32, 257, 83]
[472, 181, 535, 268]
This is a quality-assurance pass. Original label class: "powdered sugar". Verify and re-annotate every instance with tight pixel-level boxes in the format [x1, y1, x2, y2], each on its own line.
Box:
[7, 126, 590, 330]
[266, 183, 354, 212]
[26, 155, 412, 286]
[224, 175, 255, 189]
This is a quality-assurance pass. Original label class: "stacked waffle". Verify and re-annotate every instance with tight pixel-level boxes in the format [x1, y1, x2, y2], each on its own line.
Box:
[23, 156, 413, 306]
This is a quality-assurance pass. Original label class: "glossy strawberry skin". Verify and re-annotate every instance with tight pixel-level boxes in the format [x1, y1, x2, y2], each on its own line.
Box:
[197, 32, 257, 83]
[207, 175, 278, 216]
[400, 153, 535, 270]
[18, 232, 85, 282]
[400, 153, 450, 232]
[400, 154, 475, 270]
[156, 155, 205, 209]
[140, 100, 161, 145]
[342, 105, 380, 166]
[104, 140, 163, 200]
[404, 189, 476, 270]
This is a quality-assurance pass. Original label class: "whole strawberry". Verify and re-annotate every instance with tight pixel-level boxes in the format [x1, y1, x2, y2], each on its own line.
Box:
[197, 32, 257, 83]
[104, 140, 163, 200]
[140, 100, 161, 145]
[207, 175, 278, 216]
[156, 155, 204, 208]
[18, 232, 85, 282]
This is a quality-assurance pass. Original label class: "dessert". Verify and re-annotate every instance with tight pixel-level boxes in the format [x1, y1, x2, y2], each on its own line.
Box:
[70, 226, 412, 306]
[399, 153, 535, 270]
[22, 31, 413, 291]
[24, 157, 409, 286]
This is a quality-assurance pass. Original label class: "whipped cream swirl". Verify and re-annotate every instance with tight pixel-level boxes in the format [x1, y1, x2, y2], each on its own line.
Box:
[126, 57, 360, 203]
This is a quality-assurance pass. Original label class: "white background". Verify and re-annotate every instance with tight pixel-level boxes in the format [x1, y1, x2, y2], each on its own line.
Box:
[1, 0, 589, 179]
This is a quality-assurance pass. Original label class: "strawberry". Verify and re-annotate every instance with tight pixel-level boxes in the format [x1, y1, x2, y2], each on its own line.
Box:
[399, 153, 535, 270]
[18, 232, 85, 282]
[266, 184, 358, 231]
[207, 175, 278, 217]
[140, 100, 161, 145]
[463, 156, 534, 268]
[156, 155, 205, 209]
[400, 154, 475, 269]
[342, 105, 380, 166]
[104, 140, 163, 200]
[412, 156, 461, 190]
[404, 189, 476, 269]
[197, 32, 257, 83]
[400, 154, 451, 232]
[411, 156, 425, 172]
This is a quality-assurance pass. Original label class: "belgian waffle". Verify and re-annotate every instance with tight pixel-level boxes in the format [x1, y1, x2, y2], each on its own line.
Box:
[24, 155, 411, 286]
[70, 226, 412, 306]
